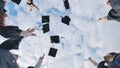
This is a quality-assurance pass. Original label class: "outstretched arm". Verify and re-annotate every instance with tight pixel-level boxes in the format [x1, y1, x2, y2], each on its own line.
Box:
[20, 28, 36, 37]
[34, 54, 45, 68]
[31, 4, 40, 10]
[97, 16, 108, 22]
[88, 57, 98, 67]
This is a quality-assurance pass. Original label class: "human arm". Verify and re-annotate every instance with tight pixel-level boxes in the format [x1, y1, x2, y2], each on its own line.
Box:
[97, 16, 108, 22]
[34, 54, 45, 68]
[20, 28, 36, 37]
[31, 4, 40, 10]
[86, 57, 98, 67]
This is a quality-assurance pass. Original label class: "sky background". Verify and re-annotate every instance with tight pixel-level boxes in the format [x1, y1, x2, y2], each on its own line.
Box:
[0, 0, 120, 68]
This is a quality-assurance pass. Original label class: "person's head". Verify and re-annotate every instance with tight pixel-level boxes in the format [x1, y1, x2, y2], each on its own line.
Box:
[104, 52, 117, 63]
[12, 53, 19, 60]
[0, 15, 5, 26]
[107, 0, 111, 7]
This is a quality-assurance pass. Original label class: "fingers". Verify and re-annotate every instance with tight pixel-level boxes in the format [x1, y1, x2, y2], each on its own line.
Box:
[97, 16, 108, 23]
[84, 57, 91, 61]
[40, 54, 45, 60]
[27, 28, 30, 31]
[30, 28, 35, 32]
[27, 28, 35, 32]
[42, 54, 45, 59]
[96, 18, 103, 22]
[28, 28, 36, 36]
[30, 8, 32, 12]
[88, 57, 91, 60]
[97, 18, 102, 21]
[84, 59, 88, 61]
[42, 54, 45, 58]
[21, 28, 36, 37]
[31, 33, 37, 36]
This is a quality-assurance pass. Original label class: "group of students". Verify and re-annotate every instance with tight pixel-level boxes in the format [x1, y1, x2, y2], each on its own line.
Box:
[87, 0, 120, 68]
[0, 0, 43, 68]
[0, 26, 45, 68]
[0, 0, 120, 68]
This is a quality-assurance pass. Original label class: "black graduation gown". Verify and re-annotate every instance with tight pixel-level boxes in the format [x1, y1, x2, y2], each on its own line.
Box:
[98, 61, 108, 68]
[107, 0, 120, 21]
[0, 26, 22, 39]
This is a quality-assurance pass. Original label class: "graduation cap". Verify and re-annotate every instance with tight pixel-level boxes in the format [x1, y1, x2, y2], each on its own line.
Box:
[48, 48, 58, 57]
[27, 66, 34, 68]
[42, 15, 50, 23]
[50, 35, 60, 43]
[63, 0, 70, 9]
[11, 0, 21, 5]
[42, 23, 50, 33]
[61, 16, 71, 25]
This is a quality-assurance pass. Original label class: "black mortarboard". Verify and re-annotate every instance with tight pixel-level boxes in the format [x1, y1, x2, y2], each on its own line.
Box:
[42, 15, 50, 23]
[61, 16, 71, 25]
[42, 23, 50, 33]
[11, 0, 21, 5]
[27, 66, 34, 68]
[63, 0, 70, 9]
[48, 48, 58, 57]
[50, 35, 60, 43]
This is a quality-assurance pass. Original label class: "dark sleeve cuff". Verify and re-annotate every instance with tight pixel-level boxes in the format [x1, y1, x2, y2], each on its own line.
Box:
[107, 9, 120, 20]
[107, 15, 114, 20]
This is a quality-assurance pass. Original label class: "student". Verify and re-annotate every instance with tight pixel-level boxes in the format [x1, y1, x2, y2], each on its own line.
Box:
[86, 57, 107, 68]
[86, 52, 117, 68]
[0, 36, 23, 50]
[27, 54, 45, 68]
[108, 52, 120, 68]
[26, 0, 40, 12]
[0, 29, 40, 68]
[0, 26, 36, 50]
[0, 26, 36, 39]
[12, 54, 45, 68]
[86, 57, 98, 68]
[97, 0, 120, 22]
